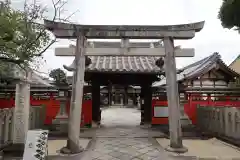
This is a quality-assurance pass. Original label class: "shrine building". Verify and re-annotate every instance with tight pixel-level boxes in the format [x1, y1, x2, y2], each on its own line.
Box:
[152, 52, 240, 125]
[64, 44, 163, 124]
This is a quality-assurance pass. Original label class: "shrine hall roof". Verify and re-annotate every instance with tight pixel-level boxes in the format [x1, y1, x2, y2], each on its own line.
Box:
[0, 63, 52, 87]
[64, 56, 163, 74]
[153, 52, 239, 87]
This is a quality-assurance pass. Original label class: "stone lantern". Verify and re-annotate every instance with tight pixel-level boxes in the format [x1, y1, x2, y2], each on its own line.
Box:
[179, 84, 192, 127]
[53, 87, 69, 133]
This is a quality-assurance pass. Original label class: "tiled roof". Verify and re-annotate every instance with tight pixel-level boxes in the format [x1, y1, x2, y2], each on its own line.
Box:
[64, 56, 163, 74]
[153, 52, 239, 87]
[29, 73, 52, 87]
[12, 66, 52, 86]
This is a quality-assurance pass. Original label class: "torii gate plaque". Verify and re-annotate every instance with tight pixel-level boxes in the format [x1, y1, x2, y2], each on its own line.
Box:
[44, 20, 204, 153]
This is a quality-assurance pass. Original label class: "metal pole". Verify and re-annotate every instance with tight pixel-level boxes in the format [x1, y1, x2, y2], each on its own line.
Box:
[67, 32, 86, 153]
[163, 37, 187, 153]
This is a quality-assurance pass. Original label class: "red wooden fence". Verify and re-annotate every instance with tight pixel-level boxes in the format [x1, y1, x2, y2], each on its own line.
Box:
[0, 93, 92, 126]
[2, 92, 240, 126]
[152, 94, 240, 125]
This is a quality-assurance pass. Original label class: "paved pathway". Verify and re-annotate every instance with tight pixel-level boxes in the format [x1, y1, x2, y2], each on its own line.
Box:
[101, 107, 141, 127]
[78, 107, 194, 160]
[47, 107, 195, 159]
[79, 107, 163, 138]
[82, 138, 165, 160]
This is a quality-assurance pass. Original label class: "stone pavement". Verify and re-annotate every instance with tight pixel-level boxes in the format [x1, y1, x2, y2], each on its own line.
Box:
[77, 108, 168, 159]
[4, 107, 223, 160]
[80, 107, 164, 138]
[80, 137, 196, 160]
[48, 137, 196, 160]
[101, 107, 141, 127]
[157, 138, 240, 160]
[48, 107, 196, 160]
[80, 126, 164, 138]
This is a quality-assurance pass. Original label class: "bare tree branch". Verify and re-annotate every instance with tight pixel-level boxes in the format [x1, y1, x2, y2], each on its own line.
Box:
[62, 9, 80, 21]
[0, 0, 80, 73]
[34, 38, 56, 56]
[23, 0, 61, 57]
[0, 57, 24, 64]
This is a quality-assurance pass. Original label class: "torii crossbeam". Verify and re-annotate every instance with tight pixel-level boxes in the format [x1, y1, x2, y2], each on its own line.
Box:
[44, 20, 204, 39]
[44, 19, 205, 154]
[55, 41, 195, 57]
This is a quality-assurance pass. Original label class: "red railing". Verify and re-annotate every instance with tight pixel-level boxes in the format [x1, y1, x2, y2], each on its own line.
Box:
[0, 93, 92, 126]
[152, 94, 240, 125]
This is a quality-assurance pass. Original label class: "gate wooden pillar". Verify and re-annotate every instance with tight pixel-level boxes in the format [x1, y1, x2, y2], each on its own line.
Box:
[124, 86, 128, 106]
[140, 87, 145, 125]
[141, 83, 152, 125]
[92, 80, 100, 123]
[143, 84, 152, 125]
[108, 83, 112, 106]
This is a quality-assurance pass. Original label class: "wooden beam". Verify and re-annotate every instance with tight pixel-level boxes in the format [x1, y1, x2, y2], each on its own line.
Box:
[55, 47, 194, 57]
[44, 20, 205, 39]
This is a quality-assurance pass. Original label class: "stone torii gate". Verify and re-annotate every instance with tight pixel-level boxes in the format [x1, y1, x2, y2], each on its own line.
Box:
[44, 20, 204, 153]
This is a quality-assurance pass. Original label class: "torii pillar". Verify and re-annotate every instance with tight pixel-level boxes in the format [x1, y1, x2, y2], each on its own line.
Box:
[66, 33, 86, 153]
[44, 20, 204, 153]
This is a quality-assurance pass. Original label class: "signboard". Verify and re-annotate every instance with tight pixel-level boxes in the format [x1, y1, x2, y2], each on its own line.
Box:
[32, 93, 50, 100]
[23, 130, 49, 160]
[0, 93, 11, 99]
[154, 106, 169, 118]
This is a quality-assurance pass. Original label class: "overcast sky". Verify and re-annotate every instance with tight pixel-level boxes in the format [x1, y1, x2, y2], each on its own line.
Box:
[12, 0, 240, 76]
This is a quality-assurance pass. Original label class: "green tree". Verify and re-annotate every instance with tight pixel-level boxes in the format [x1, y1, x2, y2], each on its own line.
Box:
[49, 68, 67, 85]
[218, 0, 240, 32]
[0, 0, 71, 82]
[0, 1, 55, 67]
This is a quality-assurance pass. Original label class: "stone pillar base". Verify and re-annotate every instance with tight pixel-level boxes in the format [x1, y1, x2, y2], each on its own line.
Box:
[2, 143, 25, 157]
[92, 121, 101, 128]
[60, 145, 84, 155]
[53, 116, 68, 133]
[165, 145, 188, 153]
[141, 123, 151, 128]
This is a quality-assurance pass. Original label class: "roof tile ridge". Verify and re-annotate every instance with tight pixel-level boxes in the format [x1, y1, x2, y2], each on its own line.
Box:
[179, 52, 217, 74]
[184, 52, 219, 78]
